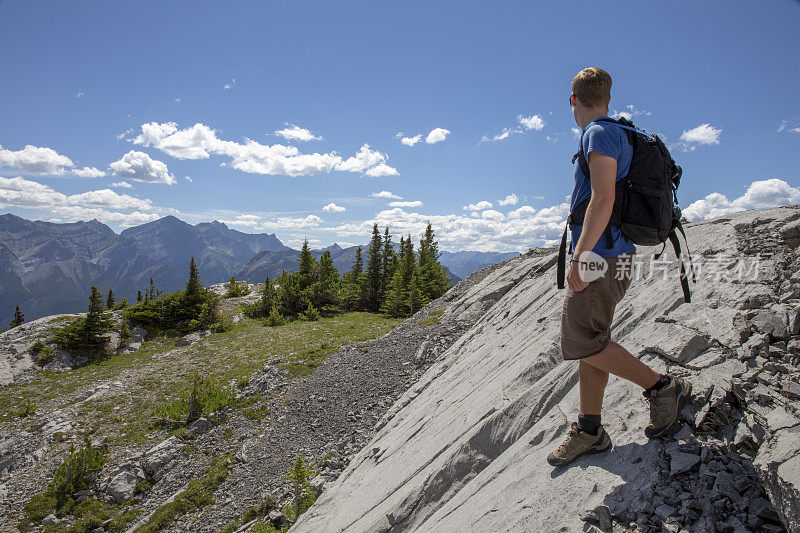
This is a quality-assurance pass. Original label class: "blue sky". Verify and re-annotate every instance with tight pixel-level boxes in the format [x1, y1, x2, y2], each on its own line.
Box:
[1, 0, 799, 251]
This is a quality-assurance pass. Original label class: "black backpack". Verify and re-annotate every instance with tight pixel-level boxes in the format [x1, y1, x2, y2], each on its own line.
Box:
[556, 116, 695, 303]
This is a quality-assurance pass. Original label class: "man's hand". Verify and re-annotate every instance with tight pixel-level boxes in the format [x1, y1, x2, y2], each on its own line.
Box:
[566, 259, 589, 292]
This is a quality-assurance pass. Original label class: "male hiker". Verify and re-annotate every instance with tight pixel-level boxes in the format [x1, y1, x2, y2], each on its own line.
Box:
[547, 67, 691, 467]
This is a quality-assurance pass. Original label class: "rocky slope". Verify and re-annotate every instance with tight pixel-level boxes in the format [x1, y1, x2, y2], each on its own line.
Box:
[290, 206, 800, 533]
[0, 270, 501, 531]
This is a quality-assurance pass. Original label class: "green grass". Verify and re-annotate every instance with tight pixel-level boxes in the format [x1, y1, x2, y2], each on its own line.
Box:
[0, 312, 401, 448]
[133, 454, 231, 533]
[418, 309, 445, 328]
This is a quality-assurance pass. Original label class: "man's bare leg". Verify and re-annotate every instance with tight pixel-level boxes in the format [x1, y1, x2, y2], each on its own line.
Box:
[582, 341, 660, 390]
[579, 360, 608, 416]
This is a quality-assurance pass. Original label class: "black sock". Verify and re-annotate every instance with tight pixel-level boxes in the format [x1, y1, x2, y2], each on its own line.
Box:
[646, 374, 671, 393]
[577, 414, 602, 435]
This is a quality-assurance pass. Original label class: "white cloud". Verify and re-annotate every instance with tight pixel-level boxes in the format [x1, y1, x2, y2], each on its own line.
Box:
[481, 114, 546, 144]
[400, 134, 422, 146]
[371, 190, 402, 200]
[185, 175, 193, 182]
[111, 181, 133, 189]
[0, 176, 68, 206]
[425, 128, 451, 144]
[365, 163, 399, 177]
[518, 114, 545, 131]
[109, 150, 176, 184]
[336, 144, 398, 176]
[678, 123, 721, 150]
[0, 176, 162, 228]
[72, 166, 106, 178]
[508, 205, 537, 218]
[498, 194, 519, 206]
[224, 78, 237, 90]
[67, 189, 152, 211]
[76, 91, 84, 98]
[320, 201, 570, 252]
[610, 105, 651, 121]
[274, 124, 322, 142]
[0, 144, 75, 175]
[389, 200, 423, 208]
[255, 214, 323, 231]
[323, 202, 346, 212]
[463, 200, 493, 211]
[777, 117, 800, 134]
[683, 178, 800, 222]
[134, 122, 396, 177]
[572, 127, 582, 139]
[0, 144, 105, 178]
[481, 209, 505, 220]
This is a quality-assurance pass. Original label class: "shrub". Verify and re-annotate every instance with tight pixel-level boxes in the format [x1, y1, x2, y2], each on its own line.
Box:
[225, 276, 251, 298]
[125, 289, 219, 334]
[16, 397, 36, 418]
[30, 340, 53, 364]
[210, 319, 233, 334]
[264, 304, 286, 327]
[52, 286, 115, 356]
[157, 374, 238, 423]
[284, 456, 317, 521]
[300, 301, 320, 321]
[21, 437, 106, 529]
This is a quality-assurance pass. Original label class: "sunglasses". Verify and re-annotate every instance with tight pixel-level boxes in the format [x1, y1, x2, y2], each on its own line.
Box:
[569, 94, 575, 107]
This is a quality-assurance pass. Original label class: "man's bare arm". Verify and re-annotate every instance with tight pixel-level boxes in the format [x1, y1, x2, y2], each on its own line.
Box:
[572, 151, 617, 258]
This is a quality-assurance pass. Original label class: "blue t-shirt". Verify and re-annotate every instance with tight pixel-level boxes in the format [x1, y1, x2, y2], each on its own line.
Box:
[569, 117, 636, 258]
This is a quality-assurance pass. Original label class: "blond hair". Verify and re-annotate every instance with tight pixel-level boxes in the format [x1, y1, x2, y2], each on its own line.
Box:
[572, 67, 612, 109]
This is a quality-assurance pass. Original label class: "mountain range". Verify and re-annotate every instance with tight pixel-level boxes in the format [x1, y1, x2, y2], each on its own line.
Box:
[0, 213, 518, 325]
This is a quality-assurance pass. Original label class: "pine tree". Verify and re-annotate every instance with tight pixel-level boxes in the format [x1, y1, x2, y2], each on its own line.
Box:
[363, 223, 383, 312]
[381, 227, 394, 300]
[261, 276, 277, 312]
[381, 268, 406, 317]
[185, 257, 202, 297]
[297, 239, 318, 293]
[352, 246, 363, 277]
[137, 290, 143, 303]
[149, 276, 156, 300]
[106, 289, 115, 309]
[417, 222, 450, 304]
[9, 304, 24, 328]
[82, 286, 114, 346]
[316, 250, 339, 308]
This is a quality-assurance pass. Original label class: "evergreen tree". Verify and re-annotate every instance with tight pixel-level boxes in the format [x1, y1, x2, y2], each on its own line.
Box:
[351, 246, 363, 277]
[106, 289, 115, 309]
[9, 304, 24, 328]
[149, 276, 156, 300]
[185, 257, 202, 298]
[381, 268, 406, 317]
[363, 223, 383, 311]
[417, 222, 450, 304]
[316, 250, 339, 308]
[408, 270, 422, 316]
[137, 290, 143, 303]
[83, 286, 114, 341]
[381, 227, 394, 300]
[261, 276, 277, 311]
[297, 239, 318, 293]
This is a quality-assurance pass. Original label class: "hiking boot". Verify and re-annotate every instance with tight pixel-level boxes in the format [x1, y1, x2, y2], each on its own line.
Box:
[547, 422, 612, 467]
[644, 376, 692, 439]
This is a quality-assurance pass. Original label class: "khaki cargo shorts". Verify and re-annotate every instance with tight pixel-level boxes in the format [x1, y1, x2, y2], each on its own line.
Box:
[560, 253, 634, 361]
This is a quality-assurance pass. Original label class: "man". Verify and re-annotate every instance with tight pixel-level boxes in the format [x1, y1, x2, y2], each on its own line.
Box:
[547, 67, 691, 467]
